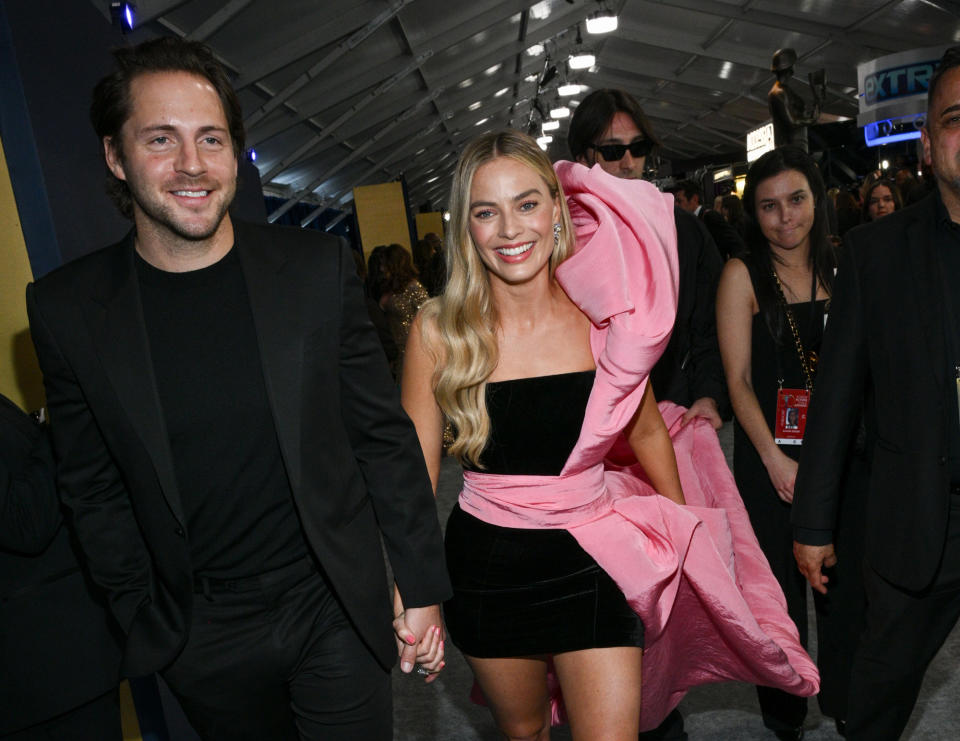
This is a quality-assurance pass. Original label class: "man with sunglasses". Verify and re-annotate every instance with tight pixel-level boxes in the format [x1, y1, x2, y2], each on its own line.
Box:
[568, 88, 729, 741]
[569, 89, 729, 434]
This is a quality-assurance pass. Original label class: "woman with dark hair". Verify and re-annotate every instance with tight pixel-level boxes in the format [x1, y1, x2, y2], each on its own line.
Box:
[378, 243, 429, 378]
[717, 146, 867, 739]
[721, 194, 747, 242]
[862, 179, 903, 222]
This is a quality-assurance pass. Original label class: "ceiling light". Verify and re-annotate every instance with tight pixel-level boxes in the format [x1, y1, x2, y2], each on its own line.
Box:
[558, 83, 581, 96]
[568, 53, 595, 70]
[526, 43, 545, 56]
[110, 2, 136, 32]
[586, 12, 618, 34]
[536, 136, 553, 149]
[485, 63, 502, 76]
[550, 106, 570, 119]
[458, 78, 474, 89]
[530, 1, 551, 20]
[468, 101, 482, 111]
[542, 120, 560, 131]
[525, 73, 539, 83]
[475, 117, 489, 126]
[494, 87, 510, 97]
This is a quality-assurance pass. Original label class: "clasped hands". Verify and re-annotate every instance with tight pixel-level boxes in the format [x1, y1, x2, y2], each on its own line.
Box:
[393, 589, 445, 684]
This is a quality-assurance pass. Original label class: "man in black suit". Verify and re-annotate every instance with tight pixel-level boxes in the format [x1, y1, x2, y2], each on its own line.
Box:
[793, 46, 960, 740]
[26, 37, 449, 741]
[1, 394, 121, 740]
[568, 89, 729, 433]
[671, 179, 746, 261]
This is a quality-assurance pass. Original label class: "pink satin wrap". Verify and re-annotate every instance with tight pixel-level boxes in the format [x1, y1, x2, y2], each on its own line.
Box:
[459, 161, 819, 730]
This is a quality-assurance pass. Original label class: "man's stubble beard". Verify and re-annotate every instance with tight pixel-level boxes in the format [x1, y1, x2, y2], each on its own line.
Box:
[128, 175, 236, 244]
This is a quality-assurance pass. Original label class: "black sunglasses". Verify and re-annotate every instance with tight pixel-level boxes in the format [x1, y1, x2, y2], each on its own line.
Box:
[589, 140, 653, 161]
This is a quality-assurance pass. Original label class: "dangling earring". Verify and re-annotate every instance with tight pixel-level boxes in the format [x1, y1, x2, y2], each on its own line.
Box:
[553, 222, 562, 246]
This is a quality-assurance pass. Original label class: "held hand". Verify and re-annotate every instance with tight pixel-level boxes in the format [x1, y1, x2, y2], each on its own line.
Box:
[393, 603, 445, 684]
[794, 541, 837, 595]
[681, 397, 723, 429]
[765, 450, 798, 503]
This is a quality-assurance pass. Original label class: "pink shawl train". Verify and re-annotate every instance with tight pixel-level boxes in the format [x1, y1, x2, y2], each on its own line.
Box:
[459, 161, 818, 730]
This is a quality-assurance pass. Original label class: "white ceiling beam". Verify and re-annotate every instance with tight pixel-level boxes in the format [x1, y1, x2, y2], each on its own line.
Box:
[645, 0, 899, 53]
[299, 120, 445, 227]
[186, 0, 253, 41]
[244, 0, 415, 130]
[256, 53, 435, 180]
[270, 93, 439, 221]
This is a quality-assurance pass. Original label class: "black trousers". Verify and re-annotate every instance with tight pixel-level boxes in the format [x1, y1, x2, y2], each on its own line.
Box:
[1, 689, 120, 741]
[738, 450, 868, 732]
[846, 497, 960, 740]
[162, 559, 392, 741]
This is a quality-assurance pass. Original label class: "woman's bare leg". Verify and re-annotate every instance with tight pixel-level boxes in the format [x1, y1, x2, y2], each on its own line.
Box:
[553, 646, 643, 741]
[466, 654, 552, 741]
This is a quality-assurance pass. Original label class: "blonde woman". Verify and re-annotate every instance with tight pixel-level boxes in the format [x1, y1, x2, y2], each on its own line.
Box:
[402, 130, 818, 740]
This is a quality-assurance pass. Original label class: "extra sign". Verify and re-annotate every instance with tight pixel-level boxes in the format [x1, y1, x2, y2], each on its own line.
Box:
[857, 46, 948, 128]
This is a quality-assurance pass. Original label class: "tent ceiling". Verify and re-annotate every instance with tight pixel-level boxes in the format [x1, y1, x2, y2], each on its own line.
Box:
[90, 0, 960, 225]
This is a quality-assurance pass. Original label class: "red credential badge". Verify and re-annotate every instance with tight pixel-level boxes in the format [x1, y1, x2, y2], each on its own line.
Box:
[774, 388, 809, 445]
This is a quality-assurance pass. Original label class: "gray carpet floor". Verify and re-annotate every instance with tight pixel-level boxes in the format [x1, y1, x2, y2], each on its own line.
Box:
[393, 424, 960, 740]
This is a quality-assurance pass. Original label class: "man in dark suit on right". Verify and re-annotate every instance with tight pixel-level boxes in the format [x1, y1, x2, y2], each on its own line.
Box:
[793, 46, 960, 740]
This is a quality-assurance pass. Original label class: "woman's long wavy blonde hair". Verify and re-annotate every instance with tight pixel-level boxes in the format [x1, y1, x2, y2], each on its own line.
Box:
[419, 130, 576, 468]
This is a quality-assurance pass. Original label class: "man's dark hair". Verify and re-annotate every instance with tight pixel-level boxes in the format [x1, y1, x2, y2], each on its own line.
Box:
[672, 179, 700, 202]
[567, 89, 661, 163]
[927, 46, 960, 116]
[90, 36, 245, 219]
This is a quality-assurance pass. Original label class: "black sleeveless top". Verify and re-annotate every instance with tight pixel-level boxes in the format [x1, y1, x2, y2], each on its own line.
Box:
[463, 369, 596, 475]
[737, 260, 827, 463]
[444, 368, 645, 657]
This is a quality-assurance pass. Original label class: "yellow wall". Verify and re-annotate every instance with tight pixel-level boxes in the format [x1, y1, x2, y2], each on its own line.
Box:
[415, 212, 444, 242]
[0, 135, 45, 413]
[353, 181, 410, 259]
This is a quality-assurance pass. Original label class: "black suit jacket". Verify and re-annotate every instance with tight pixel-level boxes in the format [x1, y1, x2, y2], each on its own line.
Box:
[651, 208, 730, 416]
[793, 193, 951, 590]
[700, 207, 746, 262]
[0, 394, 120, 735]
[26, 220, 451, 677]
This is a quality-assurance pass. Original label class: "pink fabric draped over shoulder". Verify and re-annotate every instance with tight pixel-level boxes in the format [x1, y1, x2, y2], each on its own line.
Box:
[459, 161, 819, 730]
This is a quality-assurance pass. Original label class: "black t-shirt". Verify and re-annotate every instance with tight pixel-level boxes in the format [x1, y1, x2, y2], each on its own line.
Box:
[137, 247, 307, 578]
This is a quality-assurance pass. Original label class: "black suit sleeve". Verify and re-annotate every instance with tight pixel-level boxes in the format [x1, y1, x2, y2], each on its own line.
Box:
[26, 285, 153, 633]
[333, 242, 451, 608]
[0, 397, 61, 555]
[684, 217, 729, 414]
[792, 234, 868, 539]
[702, 209, 746, 262]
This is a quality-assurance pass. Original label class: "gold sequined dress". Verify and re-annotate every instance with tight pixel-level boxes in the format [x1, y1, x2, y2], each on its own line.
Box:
[383, 280, 429, 378]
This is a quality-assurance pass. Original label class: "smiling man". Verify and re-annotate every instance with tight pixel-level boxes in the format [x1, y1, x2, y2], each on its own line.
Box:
[26, 37, 449, 741]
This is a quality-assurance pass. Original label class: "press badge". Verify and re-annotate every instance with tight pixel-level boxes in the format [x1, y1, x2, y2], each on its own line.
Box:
[774, 388, 809, 445]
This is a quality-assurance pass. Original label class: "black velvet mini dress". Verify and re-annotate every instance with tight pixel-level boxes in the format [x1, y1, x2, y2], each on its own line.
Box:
[443, 370, 645, 658]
